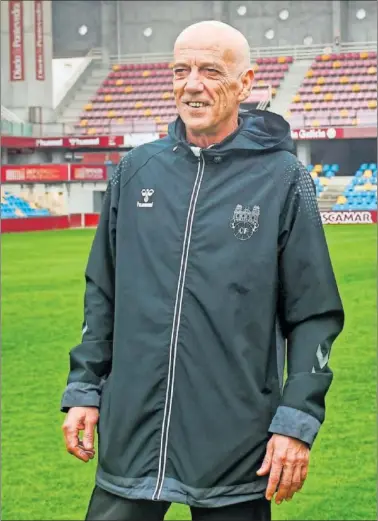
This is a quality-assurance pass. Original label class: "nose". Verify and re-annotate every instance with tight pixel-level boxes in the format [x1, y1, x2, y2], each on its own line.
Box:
[184, 71, 204, 94]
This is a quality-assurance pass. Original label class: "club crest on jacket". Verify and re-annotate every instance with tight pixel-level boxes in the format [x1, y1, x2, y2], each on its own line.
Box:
[230, 204, 260, 240]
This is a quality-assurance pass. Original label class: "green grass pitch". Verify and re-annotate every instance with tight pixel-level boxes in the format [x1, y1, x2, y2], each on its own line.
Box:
[1, 225, 376, 520]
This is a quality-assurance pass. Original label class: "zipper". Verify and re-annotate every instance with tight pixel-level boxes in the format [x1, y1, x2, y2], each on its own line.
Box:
[152, 150, 205, 500]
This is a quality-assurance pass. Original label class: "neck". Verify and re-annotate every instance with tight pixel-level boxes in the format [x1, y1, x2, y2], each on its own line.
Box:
[186, 115, 239, 149]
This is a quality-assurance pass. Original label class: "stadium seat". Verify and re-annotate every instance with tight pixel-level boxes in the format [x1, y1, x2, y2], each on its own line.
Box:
[331, 162, 378, 211]
[0, 192, 61, 219]
[288, 52, 377, 128]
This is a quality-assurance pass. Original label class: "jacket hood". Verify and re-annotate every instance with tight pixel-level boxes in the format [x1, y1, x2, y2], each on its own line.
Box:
[168, 109, 295, 155]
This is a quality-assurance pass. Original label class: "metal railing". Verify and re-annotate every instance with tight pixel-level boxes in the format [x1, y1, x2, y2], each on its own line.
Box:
[109, 41, 377, 65]
[1, 120, 33, 137]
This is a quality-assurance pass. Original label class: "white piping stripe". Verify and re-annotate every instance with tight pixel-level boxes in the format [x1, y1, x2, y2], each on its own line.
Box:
[152, 155, 204, 500]
[156, 155, 206, 499]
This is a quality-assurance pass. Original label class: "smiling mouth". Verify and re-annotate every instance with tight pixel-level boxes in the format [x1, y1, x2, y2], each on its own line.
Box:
[184, 102, 209, 108]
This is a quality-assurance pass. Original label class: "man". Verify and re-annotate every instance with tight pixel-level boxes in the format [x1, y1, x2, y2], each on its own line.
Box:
[61, 20, 344, 521]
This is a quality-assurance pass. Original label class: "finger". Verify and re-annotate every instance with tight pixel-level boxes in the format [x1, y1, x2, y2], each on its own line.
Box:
[265, 459, 283, 501]
[275, 465, 294, 504]
[78, 440, 95, 458]
[286, 465, 302, 501]
[69, 444, 93, 463]
[83, 418, 96, 451]
[257, 441, 274, 476]
[64, 425, 80, 453]
[301, 464, 308, 483]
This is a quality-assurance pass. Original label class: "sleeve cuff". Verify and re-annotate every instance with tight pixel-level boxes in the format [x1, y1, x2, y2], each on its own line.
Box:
[60, 382, 102, 413]
[268, 405, 321, 447]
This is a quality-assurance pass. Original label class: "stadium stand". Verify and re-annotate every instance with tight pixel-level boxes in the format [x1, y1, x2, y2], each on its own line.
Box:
[74, 56, 293, 135]
[306, 163, 340, 197]
[287, 51, 377, 128]
[332, 162, 377, 211]
[1, 190, 66, 218]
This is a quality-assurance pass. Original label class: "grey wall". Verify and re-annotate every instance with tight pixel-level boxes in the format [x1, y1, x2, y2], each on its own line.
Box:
[51, 1, 377, 59]
[345, 1, 377, 42]
[228, 1, 333, 47]
[52, 0, 101, 58]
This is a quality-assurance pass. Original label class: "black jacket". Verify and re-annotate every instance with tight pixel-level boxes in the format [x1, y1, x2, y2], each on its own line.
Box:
[61, 110, 344, 507]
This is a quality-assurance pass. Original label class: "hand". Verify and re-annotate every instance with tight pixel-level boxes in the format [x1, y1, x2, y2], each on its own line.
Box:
[62, 406, 99, 462]
[256, 434, 310, 504]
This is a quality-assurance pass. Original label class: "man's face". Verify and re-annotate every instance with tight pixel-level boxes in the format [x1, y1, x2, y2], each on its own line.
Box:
[173, 43, 249, 136]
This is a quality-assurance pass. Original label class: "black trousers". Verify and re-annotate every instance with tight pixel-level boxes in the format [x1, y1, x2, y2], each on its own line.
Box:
[85, 486, 271, 521]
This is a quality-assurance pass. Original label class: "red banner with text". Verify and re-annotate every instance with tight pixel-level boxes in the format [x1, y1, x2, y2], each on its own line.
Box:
[9, 0, 25, 81]
[34, 0, 45, 81]
[1, 164, 69, 183]
[70, 165, 107, 181]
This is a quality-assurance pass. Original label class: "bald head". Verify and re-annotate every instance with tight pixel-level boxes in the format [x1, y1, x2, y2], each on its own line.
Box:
[174, 20, 251, 74]
[172, 20, 254, 147]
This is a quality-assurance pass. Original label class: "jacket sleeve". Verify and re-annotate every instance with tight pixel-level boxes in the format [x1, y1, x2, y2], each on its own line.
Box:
[268, 159, 344, 447]
[60, 160, 124, 413]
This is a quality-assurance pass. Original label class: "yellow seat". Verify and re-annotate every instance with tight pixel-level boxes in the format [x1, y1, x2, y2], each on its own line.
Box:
[363, 170, 372, 178]
[314, 164, 323, 173]
[337, 195, 347, 204]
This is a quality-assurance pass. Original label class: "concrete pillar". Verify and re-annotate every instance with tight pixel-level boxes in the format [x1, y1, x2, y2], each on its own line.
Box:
[332, 0, 342, 49]
[100, 0, 116, 65]
[1, 0, 54, 123]
[297, 142, 311, 166]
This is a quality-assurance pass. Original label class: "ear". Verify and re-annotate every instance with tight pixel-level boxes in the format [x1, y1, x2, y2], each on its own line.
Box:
[237, 68, 255, 102]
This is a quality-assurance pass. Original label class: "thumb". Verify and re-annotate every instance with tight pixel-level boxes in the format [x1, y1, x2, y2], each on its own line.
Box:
[83, 417, 95, 451]
[257, 441, 273, 476]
